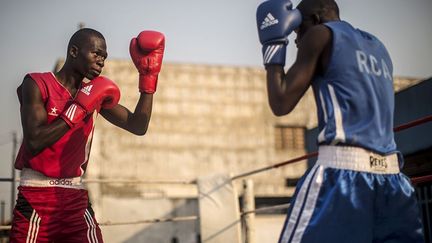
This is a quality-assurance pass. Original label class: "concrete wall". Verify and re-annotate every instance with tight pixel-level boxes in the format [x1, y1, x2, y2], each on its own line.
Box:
[85, 60, 311, 198]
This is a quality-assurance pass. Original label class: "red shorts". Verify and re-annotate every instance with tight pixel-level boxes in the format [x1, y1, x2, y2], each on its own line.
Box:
[9, 186, 103, 243]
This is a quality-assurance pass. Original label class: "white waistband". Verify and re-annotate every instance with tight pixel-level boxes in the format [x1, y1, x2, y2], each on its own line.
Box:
[20, 168, 85, 189]
[317, 146, 400, 174]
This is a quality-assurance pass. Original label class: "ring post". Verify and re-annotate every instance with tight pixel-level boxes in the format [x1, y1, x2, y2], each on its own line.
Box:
[242, 179, 256, 243]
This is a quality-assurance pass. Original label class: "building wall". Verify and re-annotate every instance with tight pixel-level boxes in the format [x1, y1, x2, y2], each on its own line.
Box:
[85, 60, 311, 199]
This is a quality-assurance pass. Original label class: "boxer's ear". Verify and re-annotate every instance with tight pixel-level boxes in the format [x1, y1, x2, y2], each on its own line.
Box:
[312, 13, 321, 25]
[69, 45, 79, 58]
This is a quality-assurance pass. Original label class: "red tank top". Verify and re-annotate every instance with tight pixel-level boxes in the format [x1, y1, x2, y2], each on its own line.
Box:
[15, 72, 97, 178]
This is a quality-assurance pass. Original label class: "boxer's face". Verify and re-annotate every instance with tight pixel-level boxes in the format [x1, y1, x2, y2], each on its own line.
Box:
[72, 36, 107, 80]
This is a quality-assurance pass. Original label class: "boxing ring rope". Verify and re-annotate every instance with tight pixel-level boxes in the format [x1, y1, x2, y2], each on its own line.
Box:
[0, 178, 195, 184]
[231, 114, 432, 182]
[411, 175, 432, 185]
[0, 114, 431, 231]
[98, 202, 292, 227]
[230, 152, 318, 181]
[241, 203, 291, 215]
[393, 115, 432, 132]
[83, 179, 194, 184]
[99, 216, 199, 227]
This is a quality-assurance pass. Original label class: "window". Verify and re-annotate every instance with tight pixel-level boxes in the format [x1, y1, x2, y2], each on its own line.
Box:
[274, 126, 305, 150]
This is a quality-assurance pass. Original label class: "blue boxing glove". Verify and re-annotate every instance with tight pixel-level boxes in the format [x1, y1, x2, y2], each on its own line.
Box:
[256, 0, 302, 66]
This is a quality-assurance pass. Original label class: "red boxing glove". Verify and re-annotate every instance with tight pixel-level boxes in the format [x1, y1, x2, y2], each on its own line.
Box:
[129, 30, 165, 93]
[60, 76, 121, 127]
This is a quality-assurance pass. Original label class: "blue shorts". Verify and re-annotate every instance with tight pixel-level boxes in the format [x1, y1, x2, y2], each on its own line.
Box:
[278, 146, 424, 243]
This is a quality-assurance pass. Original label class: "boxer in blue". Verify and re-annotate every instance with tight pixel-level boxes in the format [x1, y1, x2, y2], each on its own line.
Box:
[256, 0, 425, 242]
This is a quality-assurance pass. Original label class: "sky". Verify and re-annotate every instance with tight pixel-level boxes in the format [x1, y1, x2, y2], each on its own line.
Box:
[0, 0, 431, 219]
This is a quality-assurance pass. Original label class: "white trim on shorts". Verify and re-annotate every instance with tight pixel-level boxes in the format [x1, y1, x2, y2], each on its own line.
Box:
[317, 145, 400, 174]
[279, 165, 324, 243]
[19, 168, 85, 189]
[25, 210, 41, 243]
[84, 209, 99, 243]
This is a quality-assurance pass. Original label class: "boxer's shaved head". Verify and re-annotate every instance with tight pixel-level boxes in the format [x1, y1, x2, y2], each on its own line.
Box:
[294, 0, 339, 43]
[67, 28, 105, 53]
[297, 0, 339, 22]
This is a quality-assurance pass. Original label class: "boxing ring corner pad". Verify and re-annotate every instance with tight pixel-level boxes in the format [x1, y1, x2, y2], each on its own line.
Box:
[197, 174, 242, 243]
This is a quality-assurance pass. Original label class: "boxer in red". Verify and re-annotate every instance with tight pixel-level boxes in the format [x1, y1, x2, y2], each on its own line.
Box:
[9, 28, 165, 242]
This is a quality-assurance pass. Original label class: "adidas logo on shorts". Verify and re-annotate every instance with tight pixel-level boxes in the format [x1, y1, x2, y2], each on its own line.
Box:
[80, 85, 93, 95]
[260, 13, 279, 30]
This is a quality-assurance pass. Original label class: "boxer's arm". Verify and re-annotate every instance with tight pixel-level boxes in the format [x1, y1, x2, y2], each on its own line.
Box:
[266, 25, 331, 116]
[100, 31, 164, 135]
[99, 93, 153, 135]
[20, 76, 70, 155]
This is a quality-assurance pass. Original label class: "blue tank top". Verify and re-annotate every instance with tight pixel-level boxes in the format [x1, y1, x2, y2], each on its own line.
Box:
[312, 21, 396, 154]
